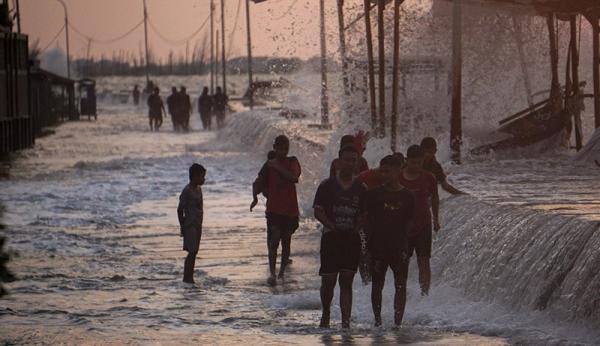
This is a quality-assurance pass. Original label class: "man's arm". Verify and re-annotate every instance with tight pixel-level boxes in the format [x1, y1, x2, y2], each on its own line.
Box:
[268, 159, 300, 183]
[177, 203, 185, 236]
[441, 180, 466, 195]
[431, 181, 440, 232]
[314, 206, 336, 232]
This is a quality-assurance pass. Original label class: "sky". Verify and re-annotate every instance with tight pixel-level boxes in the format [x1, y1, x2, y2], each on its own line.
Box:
[18, 0, 371, 61]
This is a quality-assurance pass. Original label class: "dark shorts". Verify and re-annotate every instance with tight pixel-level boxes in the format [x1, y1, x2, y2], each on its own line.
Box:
[266, 213, 298, 247]
[319, 231, 361, 276]
[371, 251, 409, 283]
[182, 227, 202, 254]
[407, 226, 432, 258]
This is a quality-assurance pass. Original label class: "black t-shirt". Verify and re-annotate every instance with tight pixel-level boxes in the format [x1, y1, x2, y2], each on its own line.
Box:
[364, 186, 415, 257]
[313, 177, 366, 233]
[423, 158, 446, 184]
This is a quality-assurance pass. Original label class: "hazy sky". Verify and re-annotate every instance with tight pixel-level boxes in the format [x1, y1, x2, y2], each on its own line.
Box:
[20, 0, 372, 60]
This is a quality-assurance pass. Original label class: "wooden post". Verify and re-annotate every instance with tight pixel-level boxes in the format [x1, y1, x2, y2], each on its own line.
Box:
[377, 0, 386, 137]
[547, 14, 561, 114]
[591, 16, 600, 128]
[221, 0, 227, 94]
[512, 15, 534, 107]
[391, 0, 402, 152]
[570, 15, 583, 150]
[450, 0, 462, 164]
[337, 0, 350, 97]
[245, 0, 254, 109]
[320, 0, 329, 126]
[210, 0, 215, 94]
[364, 0, 377, 132]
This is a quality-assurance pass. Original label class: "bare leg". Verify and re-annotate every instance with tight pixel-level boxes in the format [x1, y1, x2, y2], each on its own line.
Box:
[183, 251, 197, 283]
[339, 271, 355, 329]
[371, 264, 385, 326]
[417, 256, 431, 296]
[267, 223, 282, 283]
[393, 261, 409, 326]
[278, 232, 291, 278]
[320, 274, 337, 327]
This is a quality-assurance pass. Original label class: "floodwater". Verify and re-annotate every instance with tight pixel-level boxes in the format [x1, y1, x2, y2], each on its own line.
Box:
[1, 80, 600, 345]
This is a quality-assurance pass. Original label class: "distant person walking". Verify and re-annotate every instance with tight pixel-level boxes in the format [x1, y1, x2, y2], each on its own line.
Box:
[313, 145, 366, 329]
[420, 137, 466, 195]
[398, 145, 440, 296]
[147, 87, 166, 132]
[198, 87, 213, 131]
[177, 163, 206, 283]
[167, 87, 180, 131]
[132, 85, 140, 105]
[213, 86, 229, 129]
[251, 135, 301, 286]
[179, 86, 192, 132]
[364, 155, 415, 327]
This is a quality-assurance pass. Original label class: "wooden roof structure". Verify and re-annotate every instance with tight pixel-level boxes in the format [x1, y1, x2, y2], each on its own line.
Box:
[440, 0, 600, 17]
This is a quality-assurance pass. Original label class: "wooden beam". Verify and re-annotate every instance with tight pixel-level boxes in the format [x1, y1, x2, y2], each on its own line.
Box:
[450, 0, 462, 164]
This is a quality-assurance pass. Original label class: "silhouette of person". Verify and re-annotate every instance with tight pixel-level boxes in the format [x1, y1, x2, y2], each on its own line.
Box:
[179, 86, 192, 132]
[132, 85, 140, 105]
[212, 86, 229, 129]
[147, 87, 165, 131]
[198, 87, 213, 131]
[177, 163, 206, 283]
[167, 87, 180, 131]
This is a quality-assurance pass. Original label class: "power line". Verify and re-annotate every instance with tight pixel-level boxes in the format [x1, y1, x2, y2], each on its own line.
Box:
[41, 23, 65, 53]
[68, 19, 144, 44]
[147, 15, 210, 46]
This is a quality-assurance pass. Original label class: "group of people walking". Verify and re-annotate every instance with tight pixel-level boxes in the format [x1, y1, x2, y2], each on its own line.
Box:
[135, 84, 228, 132]
[176, 131, 465, 329]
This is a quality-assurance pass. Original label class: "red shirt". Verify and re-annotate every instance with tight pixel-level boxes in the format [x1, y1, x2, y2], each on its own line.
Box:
[398, 170, 437, 235]
[265, 157, 301, 217]
[329, 157, 369, 178]
[358, 169, 384, 190]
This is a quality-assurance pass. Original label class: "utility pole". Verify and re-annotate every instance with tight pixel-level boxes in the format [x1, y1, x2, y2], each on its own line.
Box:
[391, 0, 402, 152]
[450, 0, 463, 163]
[143, 0, 150, 89]
[364, 0, 377, 132]
[377, 0, 386, 137]
[245, 0, 254, 109]
[15, 0, 21, 33]
[56, 0, 71, 79]
[221, 0, 227, 94]
[210, 0, 215, 94]
[319, 0, 329, 126]
[216, 30, 220, 84]
[336, 0, 349, 96]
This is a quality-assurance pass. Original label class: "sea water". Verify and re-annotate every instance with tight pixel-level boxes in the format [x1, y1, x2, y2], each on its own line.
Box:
[1, 75, 599, 345]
